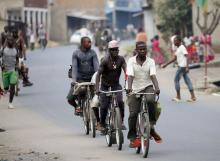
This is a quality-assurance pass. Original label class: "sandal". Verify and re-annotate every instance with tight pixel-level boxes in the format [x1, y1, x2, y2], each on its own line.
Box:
[172, 97, 181, 102]
[187, 98, 196, 102]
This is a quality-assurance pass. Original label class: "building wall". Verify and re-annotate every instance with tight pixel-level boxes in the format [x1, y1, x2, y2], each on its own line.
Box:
[24, 0, 47, 8]
[0, 0, 24, 32]
[50, 0, 105, 42]
[192, 2, 220, 48]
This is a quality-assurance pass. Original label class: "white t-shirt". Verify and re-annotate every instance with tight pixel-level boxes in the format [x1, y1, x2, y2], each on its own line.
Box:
[175, 45, 188, 67]
[91, 72, 97, 84]
[127, 56, 156, 92]
[170, 35, 177, 52]
[183, 37, 191, 47]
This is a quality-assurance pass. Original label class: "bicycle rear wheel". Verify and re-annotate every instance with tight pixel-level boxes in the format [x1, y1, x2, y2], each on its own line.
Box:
[15, 81, 19, 96]
[90, 107, 96, 138]
[105, 110, 112, 147]
[136, 114, 141, 154]
[140, 112, 150, 158]
[115, 107, 123, 151]
[83, 100, 89, 135]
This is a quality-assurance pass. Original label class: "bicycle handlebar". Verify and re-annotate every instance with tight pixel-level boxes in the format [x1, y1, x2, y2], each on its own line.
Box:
[131, 92, 160, 102]
[99, 89, 125, 94]
[74, 82, 95, 86]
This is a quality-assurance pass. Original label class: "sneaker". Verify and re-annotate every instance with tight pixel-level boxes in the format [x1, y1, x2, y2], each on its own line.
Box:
[23, 81, 33, 87]
[150, 129, 162, 143]
[8, 103, 15, 109]
[100, 124, 107, 135]
[74, 107, 82, 116]
[96, 122, 102, 131]
[172, 97, 181, 102]
[0, 128, 6, 132]
[121, 123, 127, 130]
[129, 138, 141, 148]
[187, 97, 196, 102]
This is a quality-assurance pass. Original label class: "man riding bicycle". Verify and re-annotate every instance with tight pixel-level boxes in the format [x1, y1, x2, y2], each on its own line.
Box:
[96, 40, 127, 133]
[67, 36, 99, 115]
[126, 41, 162, 148]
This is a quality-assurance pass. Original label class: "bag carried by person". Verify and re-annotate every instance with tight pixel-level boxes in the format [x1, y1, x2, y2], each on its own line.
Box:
[68, 65, 72, 78]
[155, 101, 162, 122]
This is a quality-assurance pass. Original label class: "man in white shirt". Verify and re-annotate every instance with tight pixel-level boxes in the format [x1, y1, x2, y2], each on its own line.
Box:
[162, 35, 196, 102]
[127, 41, 162, 148]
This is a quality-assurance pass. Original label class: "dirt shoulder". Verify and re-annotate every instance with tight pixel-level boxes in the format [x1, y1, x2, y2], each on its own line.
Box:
[0, 97, 64, 161]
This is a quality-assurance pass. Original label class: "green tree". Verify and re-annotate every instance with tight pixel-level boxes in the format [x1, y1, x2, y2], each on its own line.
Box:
[156, 0, 192, 40]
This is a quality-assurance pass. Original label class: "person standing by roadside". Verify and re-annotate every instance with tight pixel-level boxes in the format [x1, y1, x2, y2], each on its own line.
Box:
[30, 30, 35, 50]
[38, 24, 47, 49]
[1, 35, 19, 109]
[152, 35, 165, 66]
[162, 36, 196, 102]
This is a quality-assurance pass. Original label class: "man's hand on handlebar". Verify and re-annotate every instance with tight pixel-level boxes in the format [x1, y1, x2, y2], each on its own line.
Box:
[126, 88, 132, 95]
[95, 89, 100, 96]
[155, 88, 160, 95]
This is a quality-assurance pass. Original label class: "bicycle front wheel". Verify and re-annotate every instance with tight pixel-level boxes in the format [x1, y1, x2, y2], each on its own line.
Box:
[140, 112, 150, 158]
[115, 107, 123, 151]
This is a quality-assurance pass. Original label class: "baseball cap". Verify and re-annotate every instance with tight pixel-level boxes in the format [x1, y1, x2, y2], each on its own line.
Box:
[108, 40, 119, 49]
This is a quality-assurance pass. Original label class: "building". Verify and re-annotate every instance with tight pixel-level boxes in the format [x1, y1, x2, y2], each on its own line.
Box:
[106, 0, 143, 29]
[0, 0, 49, 39]
[0, 0, 24, 32]
[23, 0, 49, 36]
[50, 0, 105, 42]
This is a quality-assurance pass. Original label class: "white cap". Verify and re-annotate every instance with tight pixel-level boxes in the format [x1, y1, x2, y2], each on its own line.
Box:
[108, 40, 119, 49]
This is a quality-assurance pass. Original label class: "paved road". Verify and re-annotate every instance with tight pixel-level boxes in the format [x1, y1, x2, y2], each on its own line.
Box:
[10, 45, 220, 161]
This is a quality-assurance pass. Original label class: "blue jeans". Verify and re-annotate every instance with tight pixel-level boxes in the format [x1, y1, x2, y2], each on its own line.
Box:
[174, 67, 193, 91]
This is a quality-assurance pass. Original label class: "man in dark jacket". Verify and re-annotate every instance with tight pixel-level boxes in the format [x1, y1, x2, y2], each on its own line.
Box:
[67, 36, 99, 115]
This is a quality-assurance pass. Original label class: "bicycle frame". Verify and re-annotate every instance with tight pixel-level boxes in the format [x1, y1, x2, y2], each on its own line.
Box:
[100, 89, 124, 128]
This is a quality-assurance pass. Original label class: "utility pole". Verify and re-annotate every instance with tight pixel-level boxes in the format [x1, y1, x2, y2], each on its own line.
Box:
[112, 0, 116, 36]
[47, 0, 54, 40]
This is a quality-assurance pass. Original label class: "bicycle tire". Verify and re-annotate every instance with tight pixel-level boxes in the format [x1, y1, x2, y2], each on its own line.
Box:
[136, 114, 141, 154]
[90, 107, 96, 138]
[105, 109, 112, 147]
[15, 81, 19, 96]
[83, 100, 89, 135]
[140, 112, 150, 158]
[115, 107, 123, 150]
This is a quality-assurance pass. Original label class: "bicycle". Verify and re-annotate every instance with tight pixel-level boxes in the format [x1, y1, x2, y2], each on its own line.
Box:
[100, 88, 125, 151]
[74, 82, 96, 138]
[132, 92, 159, 158]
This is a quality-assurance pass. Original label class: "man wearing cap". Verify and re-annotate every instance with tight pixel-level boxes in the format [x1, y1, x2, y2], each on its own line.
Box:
[96, 40, 127, 133]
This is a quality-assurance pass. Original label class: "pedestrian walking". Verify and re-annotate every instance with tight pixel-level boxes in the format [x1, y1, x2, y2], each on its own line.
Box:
[1, 35, 19, 109]
[152, 35, 165, 66]
[162, 35, 196, 102]
[30, 31, 35, 50]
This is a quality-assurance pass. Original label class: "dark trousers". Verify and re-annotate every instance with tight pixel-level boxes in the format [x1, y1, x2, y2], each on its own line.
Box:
[100, 84, 124, 126]
[127, 86, 156, 140]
